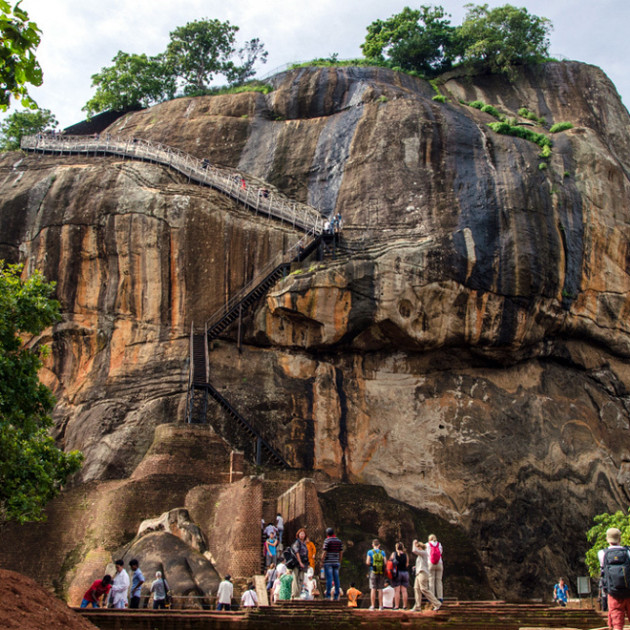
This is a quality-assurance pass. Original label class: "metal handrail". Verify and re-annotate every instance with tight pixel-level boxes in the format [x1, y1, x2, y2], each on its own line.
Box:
[20, 134, 325, 234]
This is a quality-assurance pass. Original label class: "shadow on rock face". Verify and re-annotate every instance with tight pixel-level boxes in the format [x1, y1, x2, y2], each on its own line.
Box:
[318, 484, 494, 600]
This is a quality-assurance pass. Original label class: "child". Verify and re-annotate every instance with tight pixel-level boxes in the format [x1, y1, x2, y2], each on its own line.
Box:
[347, 582, 362, 607]
[382, 580, 396, 609]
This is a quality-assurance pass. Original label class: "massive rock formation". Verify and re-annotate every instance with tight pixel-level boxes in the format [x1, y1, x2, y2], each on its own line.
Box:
[1, 61, 629, 600]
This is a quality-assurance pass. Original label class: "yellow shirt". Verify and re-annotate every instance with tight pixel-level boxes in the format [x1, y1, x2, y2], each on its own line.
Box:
[307, 541, 317, 568]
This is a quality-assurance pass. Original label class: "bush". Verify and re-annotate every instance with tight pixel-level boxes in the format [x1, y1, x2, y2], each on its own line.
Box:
[469, 100, 485, 109]
[539, 144, 552, 159]
[550, 121, 574, 133]
[487, 121, 552, 148]
[518, 107, 546, 126]
[538, 162, 547, 170]
[481, 104, 501, 119]
[432, 94, 447, 103]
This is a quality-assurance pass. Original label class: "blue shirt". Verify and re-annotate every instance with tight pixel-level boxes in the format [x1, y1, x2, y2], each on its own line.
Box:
[554, 582, 568, 603]
[367, 548, 386, 573]
[131, 568, 145, 597]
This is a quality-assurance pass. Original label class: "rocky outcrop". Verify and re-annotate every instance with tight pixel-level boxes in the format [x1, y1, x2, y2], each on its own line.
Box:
[1, 61, 629, 600]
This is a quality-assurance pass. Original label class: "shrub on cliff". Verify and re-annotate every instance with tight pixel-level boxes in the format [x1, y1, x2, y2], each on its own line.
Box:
[0, 263, 83, 524]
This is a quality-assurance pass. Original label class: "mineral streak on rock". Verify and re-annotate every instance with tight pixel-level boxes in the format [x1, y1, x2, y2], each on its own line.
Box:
[1, 62, 630, 600]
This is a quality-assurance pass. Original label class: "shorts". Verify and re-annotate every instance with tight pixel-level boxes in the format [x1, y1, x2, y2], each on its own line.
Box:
[393, 570, 410, 588]
[369, 573, 385, 590]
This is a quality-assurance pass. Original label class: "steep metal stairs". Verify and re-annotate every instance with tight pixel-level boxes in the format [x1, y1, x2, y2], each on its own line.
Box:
[186, 232, 322, 468]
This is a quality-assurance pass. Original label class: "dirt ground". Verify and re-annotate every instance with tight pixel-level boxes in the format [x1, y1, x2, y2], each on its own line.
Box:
[0, 569, 97, 630]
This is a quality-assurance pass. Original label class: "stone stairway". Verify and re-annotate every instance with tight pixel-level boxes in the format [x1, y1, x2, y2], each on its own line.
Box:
[78, 600, 608, 630]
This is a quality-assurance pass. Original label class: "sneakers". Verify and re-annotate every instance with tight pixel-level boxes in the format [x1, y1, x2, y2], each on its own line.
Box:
[369, 605, 375, 610]
[432, 603, 442, 611]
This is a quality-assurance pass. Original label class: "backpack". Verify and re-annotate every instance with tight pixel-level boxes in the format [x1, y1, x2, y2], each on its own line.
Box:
[372, 550, 385, 575]
[602, 546, 630, 598]
[386, 557, 398, 581]
[429, 541, 442, 565]
[282, 546, 299, 570]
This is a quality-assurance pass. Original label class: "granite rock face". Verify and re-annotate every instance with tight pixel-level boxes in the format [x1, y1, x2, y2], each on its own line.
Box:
[1, 62, 629, 599]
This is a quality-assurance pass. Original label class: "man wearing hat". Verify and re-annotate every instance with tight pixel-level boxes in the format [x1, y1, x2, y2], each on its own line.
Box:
[216, 574, 233, 611]
[599, 527, 630, 630]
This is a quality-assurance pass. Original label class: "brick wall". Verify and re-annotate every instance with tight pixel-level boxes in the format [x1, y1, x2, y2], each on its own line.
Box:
[277, 478, 326, 551]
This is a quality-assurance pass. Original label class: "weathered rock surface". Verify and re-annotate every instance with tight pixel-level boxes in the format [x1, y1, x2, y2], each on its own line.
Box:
[1, 62, 629, 600]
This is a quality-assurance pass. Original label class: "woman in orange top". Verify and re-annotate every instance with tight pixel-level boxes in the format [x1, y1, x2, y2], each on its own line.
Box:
[306, 536, 317, 569]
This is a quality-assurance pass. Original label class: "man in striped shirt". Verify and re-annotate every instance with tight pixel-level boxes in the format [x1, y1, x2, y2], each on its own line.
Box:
[321, 527, 343, 601]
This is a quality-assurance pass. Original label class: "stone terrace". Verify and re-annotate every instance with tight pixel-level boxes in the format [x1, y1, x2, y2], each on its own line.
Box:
[79, 600, 608, 629]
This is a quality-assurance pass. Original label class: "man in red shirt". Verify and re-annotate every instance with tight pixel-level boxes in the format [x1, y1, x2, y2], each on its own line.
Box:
[81, 574, 113, 608]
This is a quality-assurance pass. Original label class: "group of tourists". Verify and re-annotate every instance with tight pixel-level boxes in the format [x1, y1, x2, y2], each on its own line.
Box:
[260, 519, 444, 611]
[365, 535, 444, 611]
[80, 559, 170, 609]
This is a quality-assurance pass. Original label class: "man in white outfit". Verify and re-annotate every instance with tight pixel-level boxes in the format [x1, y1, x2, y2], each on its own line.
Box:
[411, 540, 441, 612]
[110, 559, 130, 609]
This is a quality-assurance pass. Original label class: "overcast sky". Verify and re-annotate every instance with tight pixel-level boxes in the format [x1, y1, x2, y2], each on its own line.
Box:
[7, 0, 630, 128]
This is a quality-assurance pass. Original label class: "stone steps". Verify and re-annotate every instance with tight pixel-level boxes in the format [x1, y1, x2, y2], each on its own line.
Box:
[78, 600, 608, 630]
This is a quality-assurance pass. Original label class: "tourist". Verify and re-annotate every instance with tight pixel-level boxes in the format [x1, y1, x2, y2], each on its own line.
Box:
[427, 534, 444, 602]
[80, 574, 112, 608]
[150, 571, 170, 610]
[392, 542, 410, 609]
[411, 540, 441, 612]
[301, 567, 316, 600]
[216, 575, 233, 611]
[321, 527, 343, 601]
[278, 568, 293, 601]
[241, 583, 258, 608]
[265, 531, 278, 566]
[272, 562, 287, 604]
[291, 528, 309, 599]
[110, 559, 130, 609]
[264, 521, 278, 540]
[276, 513, 285, 544]
[129, 559, 144, 609]
[306, 535, 317, 570]
[600, 527, 630, 629]
[265, 563, 277, 595]
[382, 580, 396, 609]
[553, 577, 569, 606]
[346, 582, 362, 607]
[366, 539, 387, 610]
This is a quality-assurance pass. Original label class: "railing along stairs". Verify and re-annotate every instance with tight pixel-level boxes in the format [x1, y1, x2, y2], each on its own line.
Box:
[21, 133, 325, 234]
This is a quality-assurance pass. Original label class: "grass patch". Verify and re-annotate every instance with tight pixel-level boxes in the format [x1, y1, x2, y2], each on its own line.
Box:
[432, 94, 447, 103]
[469, 100, 485, 110]
[550, 121, 574, 133]
[539, 162, 548, 170]
[539, 145, 552, 159]
[480, 104, 501, 119]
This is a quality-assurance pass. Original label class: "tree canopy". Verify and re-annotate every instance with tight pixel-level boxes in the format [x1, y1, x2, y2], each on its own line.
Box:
[361, 3, 552, 79]
[0, 0, 42, 111]
[459, 3, 552, 78]
[0, 106, 56, 151]
[585, 508, 630, 578]
[361, 5, 458, 77]
[0, 263, 83, 523]
[84, 18, 268, 115]
[84, 52, 176, 117]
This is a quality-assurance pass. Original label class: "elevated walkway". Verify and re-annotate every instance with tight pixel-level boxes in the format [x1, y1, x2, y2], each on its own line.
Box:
[21, 134, 325, 234]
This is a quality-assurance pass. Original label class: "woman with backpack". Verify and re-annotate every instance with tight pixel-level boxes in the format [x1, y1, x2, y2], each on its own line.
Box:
[391, 542, 410, 609]
[427, 534, 444, 602]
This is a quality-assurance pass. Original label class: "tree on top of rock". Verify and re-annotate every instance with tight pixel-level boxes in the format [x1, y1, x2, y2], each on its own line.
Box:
[361, 5, 459, 77]
[0, 263, 83, 524]
[458, 3, 552, 78]
[166, 19, 268, 95]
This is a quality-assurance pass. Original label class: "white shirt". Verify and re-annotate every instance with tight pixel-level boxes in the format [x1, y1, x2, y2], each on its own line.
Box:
[276, 515, 284, 530]
[264, 524, 278, 538]
[241, 589, 258, 607]
[111, 568, 130, 605]
[413, 544, 431, 574]
[217, 580, 233, 604]
[382, 585, 396, 608]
